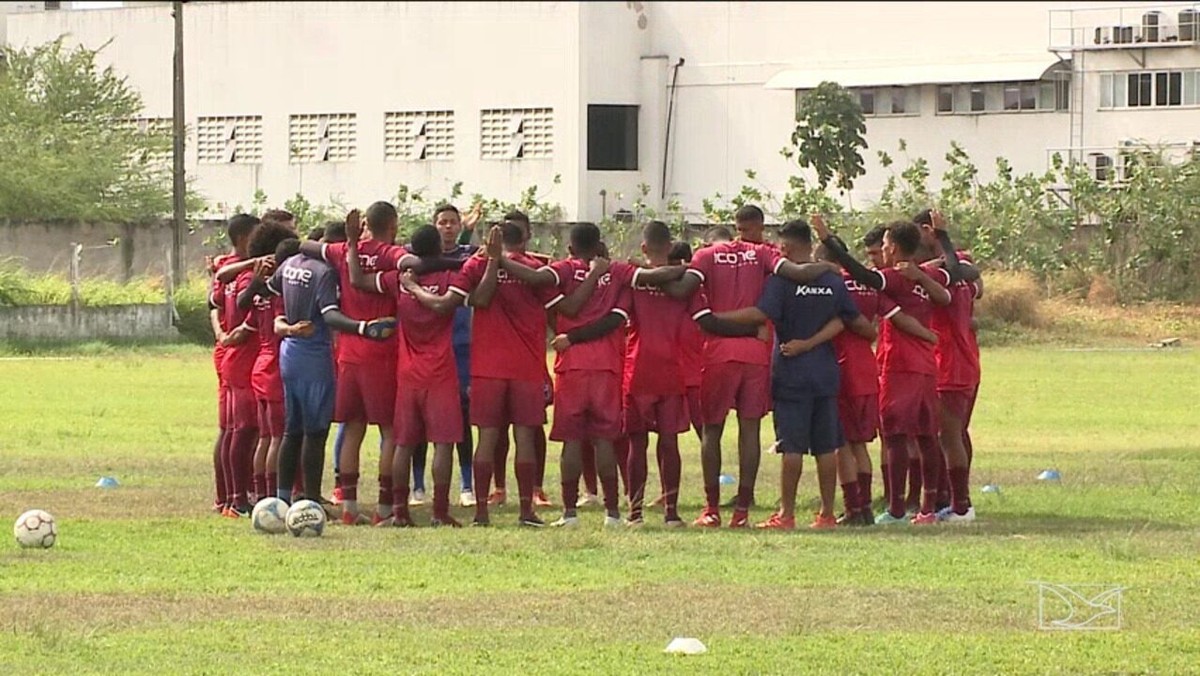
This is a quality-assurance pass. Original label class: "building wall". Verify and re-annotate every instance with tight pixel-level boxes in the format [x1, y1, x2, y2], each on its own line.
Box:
[0, 304, 178, 341]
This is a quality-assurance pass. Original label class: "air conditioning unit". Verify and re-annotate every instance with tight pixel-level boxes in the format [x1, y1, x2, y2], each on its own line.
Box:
[1181, 9, 1198, 42]
[1094, 26, 1112, 44]
[1141, 11, 1162, 42]
[1087, 152, 1113, 181]
[1114, 25, 1135, 44]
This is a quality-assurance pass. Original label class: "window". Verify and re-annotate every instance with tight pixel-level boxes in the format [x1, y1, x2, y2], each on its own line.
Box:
[384, 111, 454, 161]
[289, 114, 356, 163]
[124, 117, 172, 165]
[938, 79, 1065, 114]
[197, 116, 263, 164]
[847, 86, 919, 117]
[481, 108, 553, 159]
[1101, 70, 1197, 109]
[587, 105, 638, 171]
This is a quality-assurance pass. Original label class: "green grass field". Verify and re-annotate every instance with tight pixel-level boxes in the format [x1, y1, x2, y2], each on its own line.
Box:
[2, 346, 1200, 674]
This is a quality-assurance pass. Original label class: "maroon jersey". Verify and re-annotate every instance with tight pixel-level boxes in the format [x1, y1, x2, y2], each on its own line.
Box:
[833, 271, 887, 397]
[931, 251, 981, 390]
[209, 253, 239, 369]
[459, 253, 562, 383]
[320, 239, 404, 365]
[219, 269, 260, 387]
[874, 264, 949, 377]
[625, 281, 712, 396]
[678, 307, 705, 389]
[377, 269, 467, 388]
[549, 258, 637, 374]
[249, 294, 284, 400]
[685, 240, 783, 367]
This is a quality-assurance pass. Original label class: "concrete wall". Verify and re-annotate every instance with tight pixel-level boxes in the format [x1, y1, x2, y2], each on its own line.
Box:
[0, 303, 178, 341]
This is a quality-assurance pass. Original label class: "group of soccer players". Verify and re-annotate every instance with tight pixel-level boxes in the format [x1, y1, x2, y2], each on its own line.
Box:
[205, 200, 982, 530]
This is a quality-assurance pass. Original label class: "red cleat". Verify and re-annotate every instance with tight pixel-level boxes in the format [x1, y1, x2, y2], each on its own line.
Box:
[341, 510, 370, 526]
[756, 512, 796, 530]
[532, 490, 553, 508]
[911, 511, 939, 525]
[809, 513, 838, 530]
[331, 486, 345, 505]
[693, 508, 721, 528]
[728, 509, 751, 529]
[487, 489, 507, 507]
[431, 514, 463, 528]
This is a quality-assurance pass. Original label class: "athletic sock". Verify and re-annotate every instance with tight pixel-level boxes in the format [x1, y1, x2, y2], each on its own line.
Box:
[917, 436, 943, 515]
[515, 460, 536, 519]
[213, 432, 228, 506]
[857, 471, 873, 510]
[906, 455, 922, 511]
[377, 474, 392, 516]
[473, 459, 493, 520]
[841, 481, 861, 516]
[582, 441, 598, 495]
[391, 485, 411, 521]
[658, 435, 682, 520]
[300, 429, 329, 500]
[735, 485, 753, 512]
[613, 435, 631, 498]
[628, 435, 649, 517]
[230, 427, 258, 508]
[341, 472, 359, 504]
[880, 460, 890, 504]
[493, 434, 510, 490]
[433, 482, 451, 520]
[949, 466, 972, 514]
[561, 479, 578, 518]
[884, 436, 909, 518]
[266, 472, 278, 499]
[252, 473, 265, 503]
[533, 428, 547, 488]
[277, 433, 302, 502]
[704, 482, 720, 511]
[599, 466, 620, 515]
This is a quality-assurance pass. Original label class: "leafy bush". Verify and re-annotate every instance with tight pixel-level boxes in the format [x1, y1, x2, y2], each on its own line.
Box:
[173, 277, 213, 345]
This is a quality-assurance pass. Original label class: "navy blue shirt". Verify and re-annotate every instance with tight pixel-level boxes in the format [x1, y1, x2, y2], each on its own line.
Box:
[756, 270, 860, 399]
[267, 256, 340, 378]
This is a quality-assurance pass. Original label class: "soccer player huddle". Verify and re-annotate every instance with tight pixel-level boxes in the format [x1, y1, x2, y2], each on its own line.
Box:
[205, 201, 981, 530]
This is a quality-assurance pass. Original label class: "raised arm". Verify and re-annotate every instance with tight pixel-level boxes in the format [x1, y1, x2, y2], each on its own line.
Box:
[468, 226, 503, 309]
[811, 214, 885, 290]
[344, 210, 382, 294]
[890, 310, 938, 344]
[930, 210, 980, 284]
[897, 261, 951, 307]
[215, 256, 269, 284]
[554, 258, 607, 318]
[236, 259, 273, 310]
[399, 271, 466, 315]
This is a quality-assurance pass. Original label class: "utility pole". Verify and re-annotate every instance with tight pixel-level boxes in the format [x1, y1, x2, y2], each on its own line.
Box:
[171, 0, 186, 286]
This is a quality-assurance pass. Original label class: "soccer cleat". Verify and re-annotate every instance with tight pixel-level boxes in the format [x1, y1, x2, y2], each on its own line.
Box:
[409, 489, 427, 506]
[330, 486, 344, 505]
[341, 510, 370, 526]
[728, 509, 750, 529]
[375, 515, 417, 528]
[810, 514, 838, 530]
[910, 511, 939, 525]
[212, 501, 225, 514]
[460, 490, 477, 508]
[756, 512, 796, 530]
[519, 514, 546, 528]
[693, 508, 721, 528]
[664, 517, 686, 528]
[550, 515, 580, 528]
[430, 515, 463, 528]
[625, 514, 645, 528]
[576, 493, 601, 508]
[857, 506, 876, 527]
[875, 511, 909, 526]
[835, 512, 859, 527]
[941, 507, 976, 524]
[487, 489, 507, 506]
[471, 516, 492, 528]
[532, 490, 553, 508]
[604, 514, 623, 528]
[371, 512, 389, 526]
[934, 505, 954, 521]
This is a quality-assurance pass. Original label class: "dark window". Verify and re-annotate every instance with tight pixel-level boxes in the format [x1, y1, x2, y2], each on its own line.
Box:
[587, 105, 638, 171]
[1020, 83, 1038, 110]
[858, 90, 875, 115]
[1155, 72, 1169, 106]
[970, 86, 986, 111]
[1168, 71, 1182, 105]
[937, 86, 953, 113]
[1129, 73, 1152, 106]
[44, 1, 61, 9]
[1003, 84, 1021, 110]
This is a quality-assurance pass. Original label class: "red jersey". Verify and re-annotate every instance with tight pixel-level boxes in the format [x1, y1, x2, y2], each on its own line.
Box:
[209, 253, 239, 369]
[320, 239, 404, 365]
[549, 258, 636, 374]
[459, 253, 562, 383]
[678, 311, 704, 388]
[380, 269, 468, 388]
[625, 281, 712, 396]
[930, 251, 981, 390]
[249, 294, 284, 400]
[875, 264, 949, 377]
[833, 271, 886, 397]
[685, 240, 783, 367]
[219, 269, 260, 387]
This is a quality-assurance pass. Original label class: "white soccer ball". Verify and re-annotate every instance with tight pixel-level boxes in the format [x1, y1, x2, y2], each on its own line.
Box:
[251, 497, 289, 535]
[285, 500, 326, 538]
[14, 509, 57, 549]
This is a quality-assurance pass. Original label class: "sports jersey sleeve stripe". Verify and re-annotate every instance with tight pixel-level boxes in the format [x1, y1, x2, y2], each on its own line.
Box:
[612, 307, 630, 321]
[265, 278, 279, 295]
[882, 305, 901, 320]
[319, 243, 330, 263]
[373, 273, 384, 294]
[546, 266, 561, 286]
[448, 285, 470, 298]
[544, 293, 565, 309]
[685, 268, 705, 283]
[691, 308, 712, 320]
[320, 304, 339, 314]
[772, 258, 786, 275]
[630, 267, 642, 288]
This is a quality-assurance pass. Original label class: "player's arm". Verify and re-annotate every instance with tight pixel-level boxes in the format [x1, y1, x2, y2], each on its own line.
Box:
[898, 261, 951, 306]
[468, 226, 503, 309]
[497, 254, 557, 287]
[274, 315, 315, 338]
[215, 256, 271, 284]
[712, 306, 769, 325]
[344, 212, 384, 294]
[399, 271, 467, 315]
[930, 210, 980, 284]
[553, 258, 608, 318]
[208, 308, 225, 343]
[847, 314, 877, 341]
[660, 272, 702, 300]
[321, 308, 395, 340]
[972, 276, 984, 299]
[631, 264, 687, 287]
[236, 259, 275, 310]
[774, 259, 843, 285]
[397, 252, 469, 275]
[219, 320, 254, 347]
[780, 317, 844, 357]
[889, 309, 938, 344]
[694, 310, 764, 338]
[811, 215, 885, 290]
[551, 309, 627, 352]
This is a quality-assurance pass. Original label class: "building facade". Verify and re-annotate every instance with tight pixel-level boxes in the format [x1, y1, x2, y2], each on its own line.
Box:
[6, 1, 1200, 221]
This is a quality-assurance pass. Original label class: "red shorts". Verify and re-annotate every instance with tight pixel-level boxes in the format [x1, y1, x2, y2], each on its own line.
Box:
[938, 386, 979, 427]
[879, 372, 938, 438]
[470, 377, 545, 428]
[699, 361, 771, 425]
[837, 392, 879, 444]
[686, 386, 703, 431]
[550, 370, 622, 442]
[257, 397, 285, 438]
[393, 379, 463, 446]
[624, 392, 690, 435]
[227, 385, 259, 431]
[334, 360, 396, 426]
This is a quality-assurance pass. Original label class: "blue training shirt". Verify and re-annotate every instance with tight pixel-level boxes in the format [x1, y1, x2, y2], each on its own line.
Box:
[756, 269, 861, 399]
[266, 256, 340, 380]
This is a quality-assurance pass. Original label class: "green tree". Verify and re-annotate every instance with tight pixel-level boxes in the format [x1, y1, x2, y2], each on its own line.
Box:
[784, 81, 868, 194]
[0, 38, 184, 222]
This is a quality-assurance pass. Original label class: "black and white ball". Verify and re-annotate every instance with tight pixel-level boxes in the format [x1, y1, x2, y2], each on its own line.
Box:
[14, 510, 57, 549]
[284, 500, 325, 538]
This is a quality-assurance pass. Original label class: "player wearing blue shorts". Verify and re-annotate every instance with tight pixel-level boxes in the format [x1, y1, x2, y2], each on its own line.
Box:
[251, 238, 395, 506]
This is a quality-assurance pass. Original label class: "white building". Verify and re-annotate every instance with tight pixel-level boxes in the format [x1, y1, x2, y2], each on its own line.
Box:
[6, 1, 1200, 222]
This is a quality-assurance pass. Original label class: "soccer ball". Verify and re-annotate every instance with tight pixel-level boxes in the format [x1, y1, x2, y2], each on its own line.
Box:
[251, 497, 288, 535]
[285, 500, 326, 538]
[13, 510, 57, 549]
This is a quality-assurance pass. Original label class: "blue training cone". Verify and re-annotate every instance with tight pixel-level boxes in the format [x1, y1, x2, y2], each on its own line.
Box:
[1036, 469, 1061, 482]
[95, 476, 119, 488]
